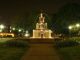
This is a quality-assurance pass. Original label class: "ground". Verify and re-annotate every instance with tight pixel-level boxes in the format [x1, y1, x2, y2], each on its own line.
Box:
[21, 39, 62, 60]
[0, 38, 13, 42]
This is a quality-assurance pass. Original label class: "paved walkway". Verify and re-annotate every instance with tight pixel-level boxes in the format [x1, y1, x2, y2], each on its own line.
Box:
[21, 42, 62, 60]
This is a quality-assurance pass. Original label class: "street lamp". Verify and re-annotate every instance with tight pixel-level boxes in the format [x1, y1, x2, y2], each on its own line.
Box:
[68, 26, 73, 30]
[24, 30, 30, 37]
[75, 24, 80, 36]
[12, 28, 15, 30]
[68, 26, 73, 37]
[0, 24, 5, 29]
[18, 29, 22, 32]
[0, 24, 5, 32]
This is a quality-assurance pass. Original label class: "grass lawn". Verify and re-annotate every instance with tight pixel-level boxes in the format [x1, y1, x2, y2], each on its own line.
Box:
[58, 46, 80, 60]
[54, 38, 80, 60]
[0, 40, 29, 60]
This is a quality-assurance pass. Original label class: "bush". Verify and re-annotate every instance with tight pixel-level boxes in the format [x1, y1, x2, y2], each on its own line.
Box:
[55, 40, 79, 48]
[5, 40, 29, 48]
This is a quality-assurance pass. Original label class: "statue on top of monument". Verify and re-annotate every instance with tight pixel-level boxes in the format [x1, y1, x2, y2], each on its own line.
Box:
[39, 13, 45, 23]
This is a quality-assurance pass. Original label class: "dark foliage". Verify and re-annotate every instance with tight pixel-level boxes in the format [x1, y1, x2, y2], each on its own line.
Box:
[54, 40, 79, 48]
[52, 3, 80, 34]
[5, 40, 29, 48]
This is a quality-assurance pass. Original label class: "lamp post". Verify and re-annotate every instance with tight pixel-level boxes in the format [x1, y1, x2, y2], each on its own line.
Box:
[76, 24, 80, 36]
[0, 24, 5, 32]
[68, 26, 73, 37]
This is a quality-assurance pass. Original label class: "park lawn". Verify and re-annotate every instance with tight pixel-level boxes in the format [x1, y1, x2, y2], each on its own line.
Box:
[58, 46, 80, 60]
[0, 41, 29, 60]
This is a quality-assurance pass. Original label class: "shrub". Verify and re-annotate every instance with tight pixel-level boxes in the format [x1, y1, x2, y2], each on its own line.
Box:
[5, 40, 29, 48]
[55, 40, 79, 48]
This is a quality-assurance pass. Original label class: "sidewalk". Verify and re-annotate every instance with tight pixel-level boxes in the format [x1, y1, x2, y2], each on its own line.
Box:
[21, 43, 61, 60]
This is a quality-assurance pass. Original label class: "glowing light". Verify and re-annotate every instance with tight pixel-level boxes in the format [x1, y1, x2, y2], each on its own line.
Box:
[24, 34, 29, 37]
[0, 33, 14, 37]
[26, 30, 28, 33]
[76, 24, 80, 27]
[40, 13, 43, 18]
[12, 28, 15, 30]
[0, 24, 5, 29]
[18, 29, 22, 32]
[68, 26, 72, 30]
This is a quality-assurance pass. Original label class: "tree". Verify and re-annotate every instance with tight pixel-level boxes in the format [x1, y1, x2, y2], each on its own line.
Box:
[52, 3, 80, 34]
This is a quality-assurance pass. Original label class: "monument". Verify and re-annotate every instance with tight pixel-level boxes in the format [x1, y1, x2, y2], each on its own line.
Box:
[32, 13, 52, 38]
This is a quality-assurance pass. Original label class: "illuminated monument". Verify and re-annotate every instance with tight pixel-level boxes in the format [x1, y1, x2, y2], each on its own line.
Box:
[32, 13, 52, 38]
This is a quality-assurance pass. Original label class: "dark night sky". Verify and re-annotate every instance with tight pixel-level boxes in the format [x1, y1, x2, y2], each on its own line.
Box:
[0, 0, 80, 24]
